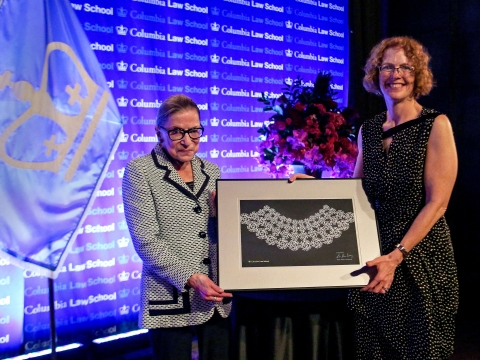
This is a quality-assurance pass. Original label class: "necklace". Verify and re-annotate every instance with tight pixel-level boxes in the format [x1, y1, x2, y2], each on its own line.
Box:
[240, 205, 355, 251]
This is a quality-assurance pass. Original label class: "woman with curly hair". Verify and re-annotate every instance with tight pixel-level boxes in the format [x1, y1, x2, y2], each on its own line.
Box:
[347, 36, 458, 359]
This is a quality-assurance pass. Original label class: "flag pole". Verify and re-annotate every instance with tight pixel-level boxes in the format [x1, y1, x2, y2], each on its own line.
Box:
[48, 277, 57, 360]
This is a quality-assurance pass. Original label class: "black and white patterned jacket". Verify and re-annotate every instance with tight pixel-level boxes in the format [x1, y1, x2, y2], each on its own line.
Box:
[122, 144, 231, 328]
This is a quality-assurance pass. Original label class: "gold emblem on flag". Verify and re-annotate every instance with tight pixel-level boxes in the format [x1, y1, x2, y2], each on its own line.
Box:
[0, 42, 109, 181]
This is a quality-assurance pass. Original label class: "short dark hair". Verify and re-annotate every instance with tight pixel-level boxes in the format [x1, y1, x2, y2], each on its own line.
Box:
[156, 94, 200, 127]
[363, 36, 434, 99]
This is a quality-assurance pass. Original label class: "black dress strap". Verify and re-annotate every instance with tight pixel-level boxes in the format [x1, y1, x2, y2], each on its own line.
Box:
[382, 112, 441, 139]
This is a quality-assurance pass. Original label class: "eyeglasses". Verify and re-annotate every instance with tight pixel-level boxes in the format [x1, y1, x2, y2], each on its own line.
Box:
[378, 64, 415, 75]
[160, 126, 204, 141]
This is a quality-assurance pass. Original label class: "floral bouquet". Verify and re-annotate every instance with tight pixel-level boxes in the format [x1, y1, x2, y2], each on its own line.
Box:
[256, 72, 359, 178]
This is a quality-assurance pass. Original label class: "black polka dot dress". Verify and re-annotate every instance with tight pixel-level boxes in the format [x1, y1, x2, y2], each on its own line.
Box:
[347, 108, 459, 359]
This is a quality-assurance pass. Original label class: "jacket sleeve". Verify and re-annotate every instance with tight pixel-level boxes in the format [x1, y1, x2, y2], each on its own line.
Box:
[122, 160, 198, 292]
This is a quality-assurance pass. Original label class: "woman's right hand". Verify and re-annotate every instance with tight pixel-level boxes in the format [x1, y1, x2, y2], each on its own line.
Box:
[187, 273, 233, 302]
[288, 173, 315, 183]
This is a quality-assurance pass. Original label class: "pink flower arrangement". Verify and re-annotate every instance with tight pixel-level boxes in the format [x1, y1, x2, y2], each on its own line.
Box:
[256, 73, 359, 178]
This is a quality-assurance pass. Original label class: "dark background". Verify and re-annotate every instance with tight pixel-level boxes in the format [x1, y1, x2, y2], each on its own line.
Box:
[349, 0, 480, 335]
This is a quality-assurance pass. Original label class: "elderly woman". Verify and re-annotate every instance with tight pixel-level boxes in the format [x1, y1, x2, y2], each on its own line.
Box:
[122, 94, 232, 360]
[347, 36, 458, 359]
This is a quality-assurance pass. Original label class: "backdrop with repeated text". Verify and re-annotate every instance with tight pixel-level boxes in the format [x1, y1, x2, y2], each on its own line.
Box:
[0, 0, 349, 356]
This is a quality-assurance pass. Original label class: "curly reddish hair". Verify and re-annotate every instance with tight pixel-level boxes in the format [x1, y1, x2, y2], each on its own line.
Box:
[363, 36, 434, 99]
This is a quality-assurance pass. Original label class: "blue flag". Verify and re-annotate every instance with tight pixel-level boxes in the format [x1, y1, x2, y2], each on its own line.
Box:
[0, 0, 123, 277]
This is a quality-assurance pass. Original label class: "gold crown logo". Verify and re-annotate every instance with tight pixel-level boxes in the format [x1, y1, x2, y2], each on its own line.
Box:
[0, 42, 110, 181]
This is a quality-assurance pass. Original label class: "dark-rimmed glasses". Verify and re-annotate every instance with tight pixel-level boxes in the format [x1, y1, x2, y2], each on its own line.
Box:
[160, 126, 204, 141]
[378, 64, 415, 75]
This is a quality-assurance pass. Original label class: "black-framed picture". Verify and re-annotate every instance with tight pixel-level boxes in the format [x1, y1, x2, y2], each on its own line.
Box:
[216, 178, 381, 291]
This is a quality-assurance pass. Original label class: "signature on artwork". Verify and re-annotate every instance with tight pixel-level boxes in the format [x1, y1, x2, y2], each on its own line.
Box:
[336, 252, 353, 261]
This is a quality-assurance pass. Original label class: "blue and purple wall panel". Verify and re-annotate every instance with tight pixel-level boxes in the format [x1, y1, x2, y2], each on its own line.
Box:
[0, 0, 348, 356]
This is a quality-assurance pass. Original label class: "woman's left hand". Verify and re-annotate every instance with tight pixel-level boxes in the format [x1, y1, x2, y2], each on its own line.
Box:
[360, 251, 403, 294]
[209, 189, 217, 217]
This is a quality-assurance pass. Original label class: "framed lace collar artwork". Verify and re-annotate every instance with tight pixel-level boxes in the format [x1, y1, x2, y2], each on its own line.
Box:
[217, 179, 380, 291]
